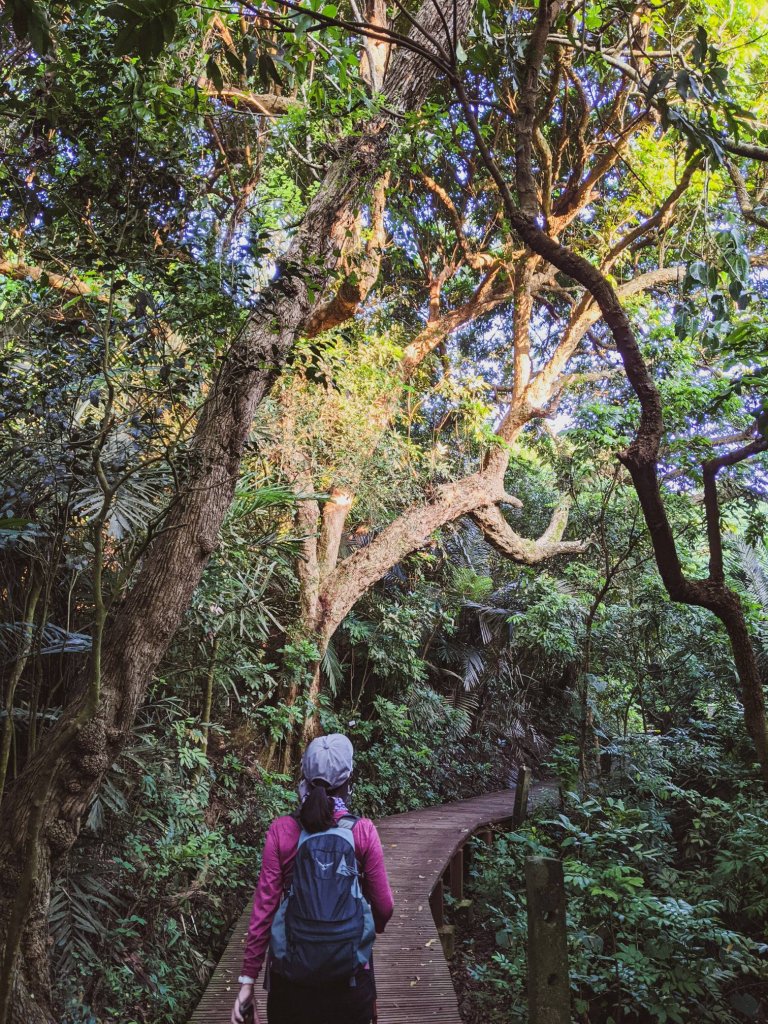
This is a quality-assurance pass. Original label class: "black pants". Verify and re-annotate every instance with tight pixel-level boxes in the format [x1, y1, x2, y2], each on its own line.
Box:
[266, 968, 375, 1024]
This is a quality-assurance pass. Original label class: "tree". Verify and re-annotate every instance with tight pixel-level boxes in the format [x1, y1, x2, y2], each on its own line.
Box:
[262, 0, 768, 771]
[0, 2, 476, 1019]
[431, 0, 768, 779]
[4, 0, 768, 1017]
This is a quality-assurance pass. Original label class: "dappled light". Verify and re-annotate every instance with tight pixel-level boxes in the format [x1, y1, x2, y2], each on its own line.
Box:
[2, 1, 768, 1022]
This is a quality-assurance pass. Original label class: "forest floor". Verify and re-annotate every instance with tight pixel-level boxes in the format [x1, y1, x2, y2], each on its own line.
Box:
[449, 911, 505, 1024]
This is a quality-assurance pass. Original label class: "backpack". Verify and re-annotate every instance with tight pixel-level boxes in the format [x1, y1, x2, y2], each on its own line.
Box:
[268, 815, 376, 986]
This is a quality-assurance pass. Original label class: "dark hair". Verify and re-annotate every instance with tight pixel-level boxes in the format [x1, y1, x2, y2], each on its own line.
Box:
[299, 780, 350, 834]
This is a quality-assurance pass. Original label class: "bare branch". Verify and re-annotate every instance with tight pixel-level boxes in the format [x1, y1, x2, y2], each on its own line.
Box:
[603, 155, 703, 271]
[725, 157, 768, 231]
[703, 436, 768, 582]
[400, 264, 508, 377]
[472, 497, 590, 563]
[419, 173, 499, 270]
[199, 82, 304, 116]
[0, 258, 108, 302]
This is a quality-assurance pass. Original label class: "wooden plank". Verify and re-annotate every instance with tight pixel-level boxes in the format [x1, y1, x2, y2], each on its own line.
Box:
[448, 849, 464, 899]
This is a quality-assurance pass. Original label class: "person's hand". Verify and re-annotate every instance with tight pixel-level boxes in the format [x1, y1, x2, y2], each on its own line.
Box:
[231, 983, 258, 1024]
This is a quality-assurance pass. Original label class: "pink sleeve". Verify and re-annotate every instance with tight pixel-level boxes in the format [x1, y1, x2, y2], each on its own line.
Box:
[242, 819, 285, 979]
[359, 820, 394, 933]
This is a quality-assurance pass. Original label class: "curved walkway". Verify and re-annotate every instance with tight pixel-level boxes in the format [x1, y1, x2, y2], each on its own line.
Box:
[188, 788, 539, 1023]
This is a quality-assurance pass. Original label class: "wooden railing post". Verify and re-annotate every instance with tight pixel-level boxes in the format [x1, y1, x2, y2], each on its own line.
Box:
[513, 765, 532, 826]
[448, 848, 464, 899]
[476, 827, 493, 846]
[429, 879, 444, 928]
[525, 856, 570, 1024]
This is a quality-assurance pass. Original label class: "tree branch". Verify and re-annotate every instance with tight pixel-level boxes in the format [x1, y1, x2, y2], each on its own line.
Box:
[702, 435, 768, 582]
[400, 263, 508, 376]
[725, 157, 768, 231]
[472, 497, 590, 562]
[305, 172, 391, 337]
[199, 82, 304, 116]
[0, 258, 108, 302]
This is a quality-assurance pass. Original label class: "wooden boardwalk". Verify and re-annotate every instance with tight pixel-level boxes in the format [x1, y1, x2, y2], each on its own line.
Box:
[188, 788, 535, 1023]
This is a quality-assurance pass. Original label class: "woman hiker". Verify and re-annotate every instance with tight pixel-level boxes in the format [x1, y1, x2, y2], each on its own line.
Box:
[231, 733, 394, 1024]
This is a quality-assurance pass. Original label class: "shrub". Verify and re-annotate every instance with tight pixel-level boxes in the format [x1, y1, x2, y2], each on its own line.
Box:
[457, 726, 768, 1024]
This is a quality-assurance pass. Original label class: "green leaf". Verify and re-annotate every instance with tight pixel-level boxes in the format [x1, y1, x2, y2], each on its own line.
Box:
[6, 0, 51, 53]
[692, 25, 708, 66]
[676, 70, 691, 101]
[646, 68, 672, 101]
[224, 49, 244, 77]
[729, 993, 760, 1018]
[110, 0, 178, 60]
[258, 52, 284, 90]
[206, 55, 224, 93]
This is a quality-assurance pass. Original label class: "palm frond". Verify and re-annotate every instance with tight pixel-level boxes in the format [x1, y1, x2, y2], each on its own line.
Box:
[463, 601, 512, 645]
[463, 647, 486, 690]
[730, 538, 768, 613]
[85, 769, 129, 831]
[72, 470, 164, 541]
[406, 683, 474, 740]
[230, 479, 299, 520]
[50, 869, 122, 974]
[321, 640, 344, 696]
[0, 621, 91, 662]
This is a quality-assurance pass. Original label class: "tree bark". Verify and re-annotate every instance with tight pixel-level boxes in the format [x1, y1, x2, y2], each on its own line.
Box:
[297, 462, 587, 735]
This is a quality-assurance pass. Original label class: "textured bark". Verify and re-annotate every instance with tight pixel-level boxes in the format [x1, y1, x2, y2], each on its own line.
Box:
[0, 578, 42, 805]
[200, 84, 304, 116]
[0, 259, 108, 301]
[298, 461, 586, 734]
[312, 467, 585, 648]
[472, 499, 589, 563]
[304, 173, 391, 338]
[0, 4, 475, 1020]
[399, 265, 510, 377]
[359, 0, 390, 90]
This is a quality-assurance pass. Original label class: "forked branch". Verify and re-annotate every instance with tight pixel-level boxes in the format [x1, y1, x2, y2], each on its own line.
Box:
[472, 497, 589, 562]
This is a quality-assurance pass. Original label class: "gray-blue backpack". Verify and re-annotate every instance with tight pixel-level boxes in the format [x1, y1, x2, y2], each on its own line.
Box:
[269, 815, 376, 986]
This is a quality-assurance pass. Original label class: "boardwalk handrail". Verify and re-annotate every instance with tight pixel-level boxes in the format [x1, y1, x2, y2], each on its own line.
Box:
[187, 787, 541, 1023]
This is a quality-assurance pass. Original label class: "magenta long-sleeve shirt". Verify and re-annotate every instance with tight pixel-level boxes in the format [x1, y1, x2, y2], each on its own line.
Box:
[241, 810, 395, 980]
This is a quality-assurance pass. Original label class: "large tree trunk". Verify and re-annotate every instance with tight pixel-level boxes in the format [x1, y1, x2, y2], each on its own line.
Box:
[0, 4, 476, 1020]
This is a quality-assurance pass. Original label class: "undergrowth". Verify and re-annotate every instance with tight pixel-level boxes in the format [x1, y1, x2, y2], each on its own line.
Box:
[456, 718, 768, 1024]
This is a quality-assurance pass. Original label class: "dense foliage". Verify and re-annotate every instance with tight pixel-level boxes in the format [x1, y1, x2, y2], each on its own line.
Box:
[457, 718, 768, 1023]
[2, 0, 768, 1021]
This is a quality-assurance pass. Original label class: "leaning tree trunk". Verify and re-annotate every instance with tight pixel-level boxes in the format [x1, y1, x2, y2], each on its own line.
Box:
[0, 4, 475, 1020]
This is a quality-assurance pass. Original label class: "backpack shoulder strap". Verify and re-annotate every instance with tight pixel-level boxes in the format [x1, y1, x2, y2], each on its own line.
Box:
[337, 814, 360, 830]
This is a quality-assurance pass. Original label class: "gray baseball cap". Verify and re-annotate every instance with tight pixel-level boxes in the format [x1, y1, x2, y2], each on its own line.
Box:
[299, 733, 354, 797]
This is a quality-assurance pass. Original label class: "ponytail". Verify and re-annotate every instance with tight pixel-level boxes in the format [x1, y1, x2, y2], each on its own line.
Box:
[299, 782, 335, 834]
